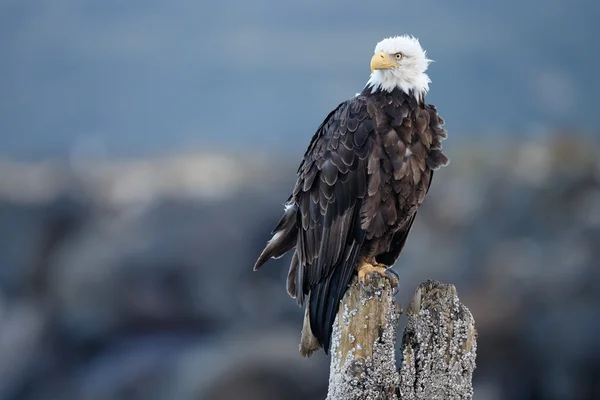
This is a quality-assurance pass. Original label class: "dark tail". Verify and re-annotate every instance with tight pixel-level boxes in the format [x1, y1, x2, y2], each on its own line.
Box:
[307, 244, 362, 354]
[254, 203, 298, 271]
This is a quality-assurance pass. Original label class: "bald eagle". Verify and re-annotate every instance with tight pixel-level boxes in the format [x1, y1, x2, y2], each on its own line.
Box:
[254, 35, 449, 356]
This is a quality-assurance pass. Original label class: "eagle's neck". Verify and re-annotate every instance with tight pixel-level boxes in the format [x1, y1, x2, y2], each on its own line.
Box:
[360, 86, 422, 107]
[365, 69, 430, 101]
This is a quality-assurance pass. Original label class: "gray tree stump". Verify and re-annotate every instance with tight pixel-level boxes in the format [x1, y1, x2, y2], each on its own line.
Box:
[326, 276, 477, 400]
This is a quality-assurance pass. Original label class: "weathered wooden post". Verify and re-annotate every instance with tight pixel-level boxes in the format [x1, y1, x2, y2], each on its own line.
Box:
[326, 275, 477, 400]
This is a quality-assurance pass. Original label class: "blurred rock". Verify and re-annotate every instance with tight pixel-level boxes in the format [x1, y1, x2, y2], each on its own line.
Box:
[0, 137, 599, 399]
[0, 295, 47, 399]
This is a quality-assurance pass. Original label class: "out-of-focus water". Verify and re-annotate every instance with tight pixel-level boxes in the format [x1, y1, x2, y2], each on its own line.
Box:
[1, 0, 598, 158]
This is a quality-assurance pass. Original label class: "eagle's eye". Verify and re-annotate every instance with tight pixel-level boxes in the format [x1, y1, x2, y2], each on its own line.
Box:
[394, 53, 403, 60]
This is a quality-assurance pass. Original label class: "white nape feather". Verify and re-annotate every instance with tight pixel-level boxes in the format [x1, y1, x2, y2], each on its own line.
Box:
[366, 35, 432, 99]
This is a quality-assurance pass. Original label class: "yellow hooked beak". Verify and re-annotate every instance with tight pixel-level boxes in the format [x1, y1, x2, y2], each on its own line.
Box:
[370, 51, 397, 72]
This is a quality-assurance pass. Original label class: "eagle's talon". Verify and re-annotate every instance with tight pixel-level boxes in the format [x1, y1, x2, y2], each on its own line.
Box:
[357, 258, 399, 292]
[385, 268, 400, 293]
[357, 263, 386, 286]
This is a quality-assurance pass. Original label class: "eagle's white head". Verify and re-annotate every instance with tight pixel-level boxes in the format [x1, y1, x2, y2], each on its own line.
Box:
[365, 35, 432, 99]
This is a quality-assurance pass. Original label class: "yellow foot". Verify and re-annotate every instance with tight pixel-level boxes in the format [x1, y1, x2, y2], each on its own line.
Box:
[357, 258, 399, 289]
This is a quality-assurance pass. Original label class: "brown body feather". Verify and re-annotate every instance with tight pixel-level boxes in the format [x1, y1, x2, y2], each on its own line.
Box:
[254, 87, 448, 354]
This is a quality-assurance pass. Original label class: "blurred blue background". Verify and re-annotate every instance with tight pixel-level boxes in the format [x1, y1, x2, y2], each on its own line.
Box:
[0, 0, 599, 399]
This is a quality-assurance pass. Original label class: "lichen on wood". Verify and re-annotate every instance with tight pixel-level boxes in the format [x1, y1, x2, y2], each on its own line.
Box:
[326, 273, 401, 400]
[326, 276, 477, 400]
[398, 280, 477, 400]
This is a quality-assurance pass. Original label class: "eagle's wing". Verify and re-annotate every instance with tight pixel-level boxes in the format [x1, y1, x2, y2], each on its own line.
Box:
[375, 103, 448, 266]
[374, 173, 428, 266]
[291, 96, 372, 352]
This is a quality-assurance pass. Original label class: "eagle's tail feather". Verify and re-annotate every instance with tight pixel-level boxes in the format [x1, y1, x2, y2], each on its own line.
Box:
[299, 300, 321, 357]
[253, 204, 298, 271]
[308, 243, 362, 354]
